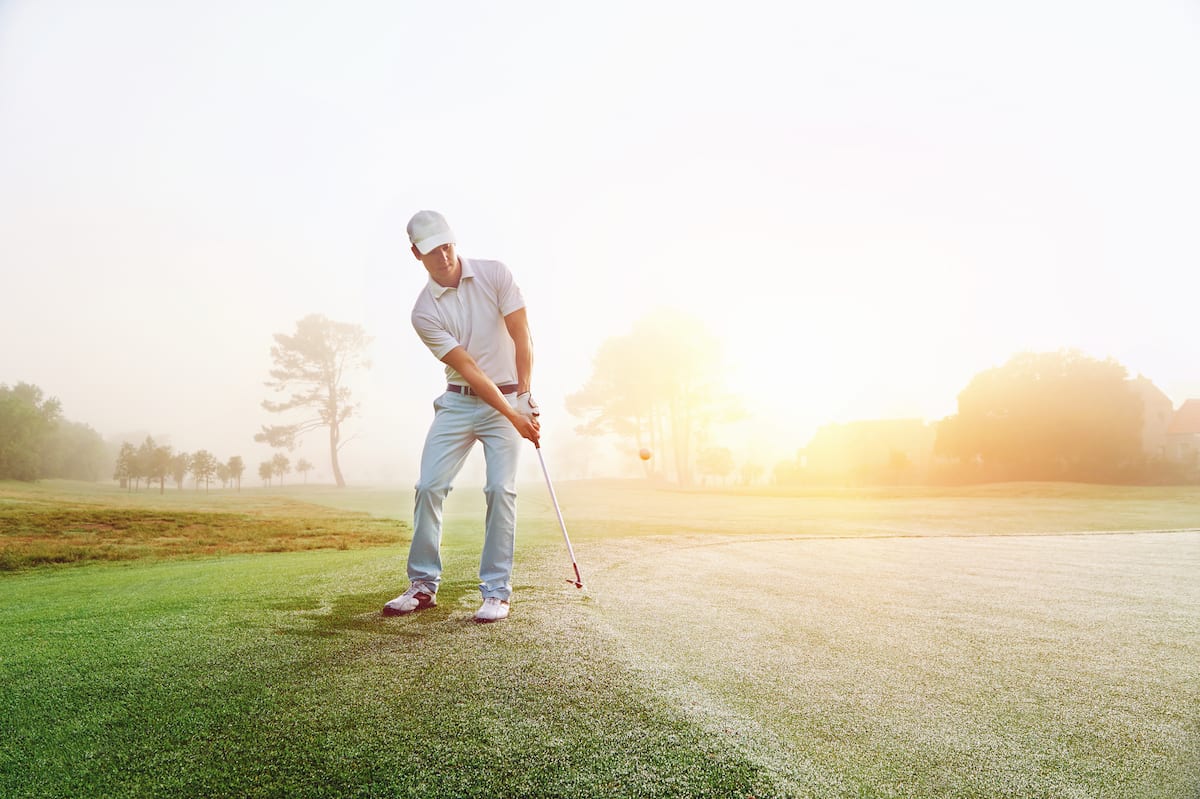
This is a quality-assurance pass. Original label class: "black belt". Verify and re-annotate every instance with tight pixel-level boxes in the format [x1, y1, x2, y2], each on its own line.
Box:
[447, 383, 518, 396]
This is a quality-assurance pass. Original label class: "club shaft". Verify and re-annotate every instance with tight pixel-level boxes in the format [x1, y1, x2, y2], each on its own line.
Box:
[536, 446, 580, 576]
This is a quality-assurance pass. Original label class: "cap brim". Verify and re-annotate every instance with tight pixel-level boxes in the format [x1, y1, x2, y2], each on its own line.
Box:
[413, 231, 455, 255]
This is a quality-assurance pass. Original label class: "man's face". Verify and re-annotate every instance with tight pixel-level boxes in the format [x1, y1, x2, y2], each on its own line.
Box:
[413, 242, 458, 286]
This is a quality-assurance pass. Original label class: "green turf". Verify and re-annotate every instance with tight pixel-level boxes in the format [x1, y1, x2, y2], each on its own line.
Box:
[1, 480, 1198, 798]
[0, 549, 770, 798]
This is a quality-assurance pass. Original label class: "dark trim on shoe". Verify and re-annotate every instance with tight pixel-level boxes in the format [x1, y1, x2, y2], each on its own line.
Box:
[381, 591, 436, 617]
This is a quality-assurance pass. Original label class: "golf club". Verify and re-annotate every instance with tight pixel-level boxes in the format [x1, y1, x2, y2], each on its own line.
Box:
[535, 444, 583, 589]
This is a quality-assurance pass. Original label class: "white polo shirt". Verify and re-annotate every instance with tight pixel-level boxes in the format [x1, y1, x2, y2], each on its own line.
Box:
[411, 257, 526, 387]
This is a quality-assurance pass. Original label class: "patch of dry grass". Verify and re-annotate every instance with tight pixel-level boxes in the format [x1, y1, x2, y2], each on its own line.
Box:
[0, 483, 407, 570]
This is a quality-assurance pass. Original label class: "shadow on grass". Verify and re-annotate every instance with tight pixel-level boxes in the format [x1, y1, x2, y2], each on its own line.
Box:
[277, 577, 487, 639]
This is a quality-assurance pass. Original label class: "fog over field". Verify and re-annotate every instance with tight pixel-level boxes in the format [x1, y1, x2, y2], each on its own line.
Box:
[1, 1, 1198, 484]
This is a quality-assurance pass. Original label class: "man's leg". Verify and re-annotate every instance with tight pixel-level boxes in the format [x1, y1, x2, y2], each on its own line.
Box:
[477, 402, 522, 601]
[408, 393, 476, 591]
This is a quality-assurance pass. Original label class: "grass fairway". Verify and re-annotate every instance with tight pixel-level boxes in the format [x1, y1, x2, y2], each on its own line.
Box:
[1, 480, 1198, 797]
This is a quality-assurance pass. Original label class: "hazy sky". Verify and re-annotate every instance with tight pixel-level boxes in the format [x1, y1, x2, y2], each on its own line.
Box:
[2, 1, 1198, 482]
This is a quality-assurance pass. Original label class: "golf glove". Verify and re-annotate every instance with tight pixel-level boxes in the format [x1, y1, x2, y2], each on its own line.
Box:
[516, 392, 539, 418]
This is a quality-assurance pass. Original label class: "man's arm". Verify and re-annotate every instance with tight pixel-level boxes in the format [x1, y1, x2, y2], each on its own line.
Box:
[503, 307, 533, 395]
[441, 346, 540, 445]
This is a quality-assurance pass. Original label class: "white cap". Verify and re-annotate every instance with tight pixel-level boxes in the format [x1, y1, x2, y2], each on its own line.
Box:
[407, 210, 456, 255]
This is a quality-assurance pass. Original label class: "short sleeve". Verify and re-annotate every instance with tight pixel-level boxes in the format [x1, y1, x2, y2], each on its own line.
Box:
[491, 261, 526, 316]
[411, 306, 459, 361]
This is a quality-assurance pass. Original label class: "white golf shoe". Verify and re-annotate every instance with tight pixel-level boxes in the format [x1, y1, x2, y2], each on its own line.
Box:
[474, 597, 510, 623]
[382, 584, 437, 616]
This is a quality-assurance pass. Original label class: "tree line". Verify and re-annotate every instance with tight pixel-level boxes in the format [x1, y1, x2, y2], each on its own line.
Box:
[774, 349, 1188, 486]
[112, 437, 245, 493]
[569, 312, 1196, 486]
[256, 453, 315, 487]
[5, 313, 371, 488]
[931, 349, 1151, 483]
[113, 437, 315, 492]
[0, 383, 108, 481]
[8, 314, 1190, 490]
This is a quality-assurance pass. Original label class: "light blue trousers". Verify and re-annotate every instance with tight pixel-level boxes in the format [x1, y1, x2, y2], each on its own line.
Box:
[408, 390, 521, 600]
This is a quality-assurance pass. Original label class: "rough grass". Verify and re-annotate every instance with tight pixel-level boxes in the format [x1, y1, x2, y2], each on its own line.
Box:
[0, 481, 407, 570]
[1, 479, 1198, 798]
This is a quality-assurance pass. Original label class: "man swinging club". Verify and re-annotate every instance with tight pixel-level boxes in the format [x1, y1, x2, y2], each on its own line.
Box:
[383, 210, 541, 623]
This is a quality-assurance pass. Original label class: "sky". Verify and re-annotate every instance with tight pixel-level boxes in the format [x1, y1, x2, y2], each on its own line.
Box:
[1, 0, 1198, 483]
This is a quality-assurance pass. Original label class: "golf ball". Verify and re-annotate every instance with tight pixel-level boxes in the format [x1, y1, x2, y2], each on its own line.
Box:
[639, 448, 652, 461]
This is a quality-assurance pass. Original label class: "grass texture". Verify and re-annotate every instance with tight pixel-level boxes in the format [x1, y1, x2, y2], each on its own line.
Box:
[0, 481, 407, 569]
[1, 479, 1198, 798]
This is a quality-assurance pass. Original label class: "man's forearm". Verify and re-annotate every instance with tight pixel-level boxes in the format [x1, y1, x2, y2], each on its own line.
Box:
[514, 338, 533, 395]
[504, 308, 534, 395]
[441, 347, 518, 422]
[458, 360, 538, 445]
[461, 363, 520, 422]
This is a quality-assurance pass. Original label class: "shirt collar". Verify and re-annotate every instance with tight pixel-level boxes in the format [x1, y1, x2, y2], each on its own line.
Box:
[425, 257, 474, 299]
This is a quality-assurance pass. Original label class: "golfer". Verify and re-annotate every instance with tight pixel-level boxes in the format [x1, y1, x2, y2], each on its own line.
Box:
[383, 210, 540, 623]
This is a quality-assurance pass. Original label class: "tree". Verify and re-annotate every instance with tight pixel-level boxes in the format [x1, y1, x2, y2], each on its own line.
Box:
[739, 462, 764, 486]
[697, 446, 735, 486]
[170, 452, 191, 490]
[42, 420, 107, 481]
[935, 349, 1144, 482]
[258, 460, 273, 487]
[227, 456, 245, 492]
[0, 383, 62, 480]
[296, 458, 314, 484]
[566, 310, 742, 486]
[886, 449, 913, 484]
[216, 462, 231, 489]
[255, 314, 371, 488]
[114, 442, 136, 490]
[138, 436, 173, 495]
[0, 383, 109, 482]
[271, 452, 291, 486]
[773, 454, 806, 486]
[190, 450, 218, 492]
[117, 440, 148, 491]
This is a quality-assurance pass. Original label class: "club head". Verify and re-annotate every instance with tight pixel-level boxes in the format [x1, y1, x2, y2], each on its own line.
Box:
[566, 578, 583, 589]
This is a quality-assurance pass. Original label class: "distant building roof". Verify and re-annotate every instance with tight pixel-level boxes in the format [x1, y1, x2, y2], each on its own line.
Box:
[1167, 399, 1200, 435]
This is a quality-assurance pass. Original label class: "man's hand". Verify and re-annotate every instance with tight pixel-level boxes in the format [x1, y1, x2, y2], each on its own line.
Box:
[516, 392, 539, 419]
[511, 411, 540, 446]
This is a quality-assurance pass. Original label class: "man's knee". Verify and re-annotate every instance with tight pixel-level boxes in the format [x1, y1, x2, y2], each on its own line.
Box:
[482, 482, 516, 499]
[415, 481, 453, 502]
